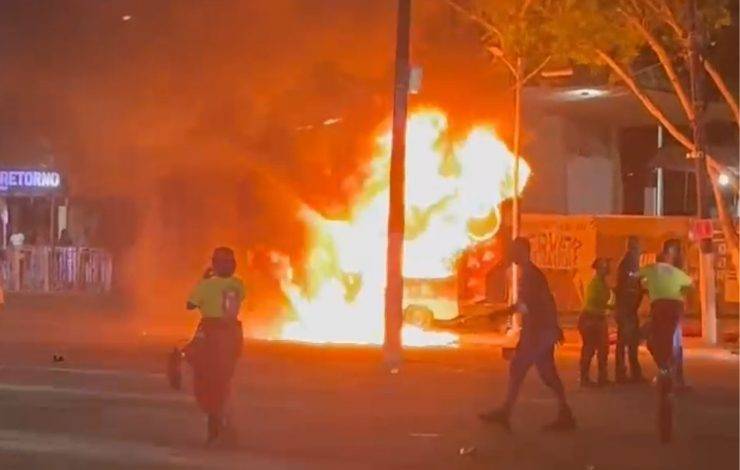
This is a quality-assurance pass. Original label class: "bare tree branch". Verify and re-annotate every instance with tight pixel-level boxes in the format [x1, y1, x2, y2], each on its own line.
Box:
[642, 0, 738, 124]
[704, 59, 740, 124]
[622, 11, 695, 121]
[520, 0, 535, 18]
[655, 0, 685, 40]
[521, 56, 552, 85]
[443, 0, 520, 76]
[596, 49, 694, 150]
[498, 54, 518, 77]
[444, 0, 506, 50]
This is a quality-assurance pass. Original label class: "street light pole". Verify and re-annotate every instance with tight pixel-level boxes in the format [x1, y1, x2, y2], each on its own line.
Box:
[687, 0, 717, 345]
[384, 0, 411, 367]
[509, 57, 523, 334]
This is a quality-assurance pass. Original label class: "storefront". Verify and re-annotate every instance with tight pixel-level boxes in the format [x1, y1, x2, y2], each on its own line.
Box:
[0, 168, 67, 247]
[0, 168, 112, 294]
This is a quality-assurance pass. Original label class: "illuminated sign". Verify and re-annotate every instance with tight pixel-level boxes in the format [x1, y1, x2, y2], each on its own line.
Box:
[0, 170, 62, 194]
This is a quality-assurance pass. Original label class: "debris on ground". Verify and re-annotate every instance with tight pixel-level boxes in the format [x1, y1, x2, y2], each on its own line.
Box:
[458, 446, 477, 456]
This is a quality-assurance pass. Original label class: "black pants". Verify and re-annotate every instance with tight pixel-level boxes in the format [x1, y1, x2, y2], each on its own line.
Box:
[503, 331, 567, 413]
[579, 315, 609, 382]
[615, 312, 642, 379]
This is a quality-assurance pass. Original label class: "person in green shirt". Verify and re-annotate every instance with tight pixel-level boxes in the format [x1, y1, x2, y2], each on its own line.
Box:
[639, 240, 693, 442]
[578, 257, 613, 387]
[639, 242, 692, 388]
[167, 246, 245, 446]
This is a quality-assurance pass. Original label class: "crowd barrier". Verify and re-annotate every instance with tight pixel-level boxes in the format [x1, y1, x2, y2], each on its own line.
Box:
[2, 246, 113, 293]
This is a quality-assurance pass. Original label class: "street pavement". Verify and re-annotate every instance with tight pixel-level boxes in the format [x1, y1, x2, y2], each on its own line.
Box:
[0, 311, 737, 469]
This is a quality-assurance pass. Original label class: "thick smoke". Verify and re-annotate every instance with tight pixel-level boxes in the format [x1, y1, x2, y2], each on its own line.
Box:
[0, 0, 513, 336]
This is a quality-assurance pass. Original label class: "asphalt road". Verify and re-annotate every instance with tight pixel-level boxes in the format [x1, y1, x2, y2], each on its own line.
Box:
[0, 323, 736, 470]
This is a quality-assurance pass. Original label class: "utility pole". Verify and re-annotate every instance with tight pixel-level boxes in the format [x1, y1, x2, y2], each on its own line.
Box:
[687, 0, 717, 345]
[509, 57, 523, 335]
[384, 0, 411, 367]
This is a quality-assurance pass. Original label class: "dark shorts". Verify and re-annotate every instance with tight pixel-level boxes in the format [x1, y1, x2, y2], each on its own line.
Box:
[184, 318, 243, 415]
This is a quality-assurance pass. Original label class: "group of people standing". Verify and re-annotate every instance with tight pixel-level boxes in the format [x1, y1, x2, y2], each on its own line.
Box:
[579, 236, 692, 389]
[480, 235, 692, 438]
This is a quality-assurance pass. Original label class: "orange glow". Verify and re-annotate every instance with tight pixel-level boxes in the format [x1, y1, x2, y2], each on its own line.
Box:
[278, 109, 530, 347]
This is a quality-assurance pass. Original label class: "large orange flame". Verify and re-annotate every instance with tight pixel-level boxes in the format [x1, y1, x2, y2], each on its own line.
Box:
[278, 109, 529, 346]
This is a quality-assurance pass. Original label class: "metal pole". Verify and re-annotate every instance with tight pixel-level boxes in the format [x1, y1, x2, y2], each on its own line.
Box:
[512, 58, 522, 238]
[656, 167, 664, 216]
[656, 125, 664, 215]
[509, 57, 523, 334]
[49, 196, 55, 245]
[687, 0, 716, 345]
[384, 0, 411, 367]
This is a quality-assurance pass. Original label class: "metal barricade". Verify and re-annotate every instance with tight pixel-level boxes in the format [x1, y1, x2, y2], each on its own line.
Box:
[2, 246, 113, 293]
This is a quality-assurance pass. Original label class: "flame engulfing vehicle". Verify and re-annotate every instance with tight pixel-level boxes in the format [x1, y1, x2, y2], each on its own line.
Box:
[274, 109, 529, 347]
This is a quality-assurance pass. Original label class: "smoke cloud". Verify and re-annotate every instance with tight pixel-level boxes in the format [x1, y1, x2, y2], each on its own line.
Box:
[0, 0, 513, 336]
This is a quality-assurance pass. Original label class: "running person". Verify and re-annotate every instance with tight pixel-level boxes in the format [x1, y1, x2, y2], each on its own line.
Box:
[479, 237, 576, 432]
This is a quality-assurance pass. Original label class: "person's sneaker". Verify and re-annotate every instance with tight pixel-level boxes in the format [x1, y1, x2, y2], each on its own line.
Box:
[542, 411, 577, 432]
[597, 378, 613, 388]
[478, 408, 511, 431]
[166, 348, 182, 390]
[615, 374, 629, 384]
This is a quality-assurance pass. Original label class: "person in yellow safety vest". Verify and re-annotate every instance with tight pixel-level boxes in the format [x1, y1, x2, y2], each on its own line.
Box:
[638, 243, 693, 393]
[579, 258, 614, 387]
[167, 247, 245, 447]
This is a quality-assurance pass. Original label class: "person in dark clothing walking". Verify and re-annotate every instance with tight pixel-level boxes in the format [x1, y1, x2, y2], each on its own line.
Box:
[479, 237, 576, 432]
[579, 258, 612, 387]
[615, 236, 645, 383]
